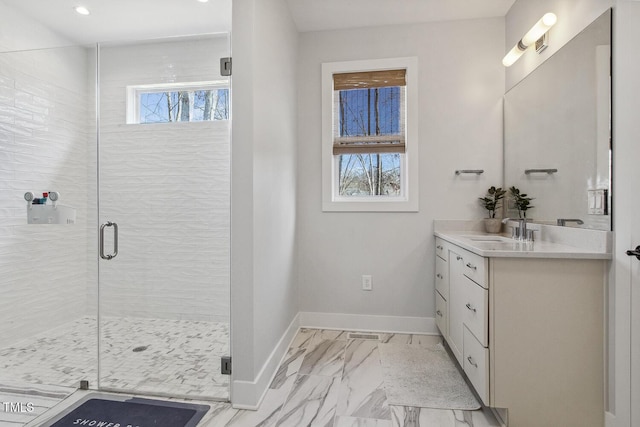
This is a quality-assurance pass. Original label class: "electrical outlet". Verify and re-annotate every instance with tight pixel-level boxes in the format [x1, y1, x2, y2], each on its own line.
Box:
[362, 275, 372, 291]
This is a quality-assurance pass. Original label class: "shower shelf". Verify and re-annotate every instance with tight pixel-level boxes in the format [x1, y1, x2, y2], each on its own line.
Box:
[27, 204, 76, 225]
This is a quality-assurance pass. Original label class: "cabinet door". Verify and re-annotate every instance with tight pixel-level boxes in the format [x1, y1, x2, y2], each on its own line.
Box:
[464, 325, 489, 405]
[435, 237, 448, 261]
[448, 249, 465, 365]
[435, 256, 449, 300]
[462, 250, 488, 289]
[461, 275, 488, 346]
[435, 290, 448, 339]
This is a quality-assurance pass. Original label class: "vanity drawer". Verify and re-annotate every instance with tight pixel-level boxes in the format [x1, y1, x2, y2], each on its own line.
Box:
[463, 325, 489, 406]
[462, 275, 488, 346]
[435, 290, 448, 338]
[435, 256, 448, 300]
[435, 237, 448, 261]
[462, 250, 488, 288]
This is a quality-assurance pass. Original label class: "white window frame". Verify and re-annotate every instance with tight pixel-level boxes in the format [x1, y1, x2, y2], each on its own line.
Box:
[321, 57, 419, 212]
[126, 80, 229, 124]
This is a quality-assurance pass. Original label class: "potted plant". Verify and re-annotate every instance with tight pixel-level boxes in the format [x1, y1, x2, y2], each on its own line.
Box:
[509, 186, 535, 219]
[479, 186, 506, 233]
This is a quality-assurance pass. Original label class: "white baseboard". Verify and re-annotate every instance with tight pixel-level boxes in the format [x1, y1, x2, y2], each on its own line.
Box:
[605, 411, 615, 427]
[231, 312, 300, 410]
[299, 311, 437, 335]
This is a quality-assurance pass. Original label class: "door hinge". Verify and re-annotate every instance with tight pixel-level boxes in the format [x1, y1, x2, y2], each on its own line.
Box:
[221, 356, 232, 375]
[220, 57, 232, 76]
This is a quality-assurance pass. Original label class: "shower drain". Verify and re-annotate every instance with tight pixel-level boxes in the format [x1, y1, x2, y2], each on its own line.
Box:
[132, 345, 149, 353]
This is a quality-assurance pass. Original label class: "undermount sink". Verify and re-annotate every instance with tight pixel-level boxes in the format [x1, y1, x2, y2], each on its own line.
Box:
[471, 241, 528, 251]
[462, 235, 512, 243]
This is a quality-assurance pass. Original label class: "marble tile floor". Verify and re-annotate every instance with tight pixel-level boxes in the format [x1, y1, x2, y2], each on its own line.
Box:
[0, 316, 229, 401]
[195, 328, 501, 427]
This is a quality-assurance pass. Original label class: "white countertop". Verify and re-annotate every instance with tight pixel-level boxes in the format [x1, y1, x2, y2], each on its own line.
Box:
[435, 231, 612, 260]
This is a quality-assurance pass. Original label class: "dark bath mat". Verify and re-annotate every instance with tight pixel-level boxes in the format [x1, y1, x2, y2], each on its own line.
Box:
[46, 395, 209, 427]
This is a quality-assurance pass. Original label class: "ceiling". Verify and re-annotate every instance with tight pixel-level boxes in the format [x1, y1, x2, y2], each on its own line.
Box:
[2, 0, 514, 45]
[2, 0, 232, 45]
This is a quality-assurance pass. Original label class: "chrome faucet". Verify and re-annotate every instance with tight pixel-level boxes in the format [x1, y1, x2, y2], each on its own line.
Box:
[556, 218, 584, 226]
[502, 217, 532, 241]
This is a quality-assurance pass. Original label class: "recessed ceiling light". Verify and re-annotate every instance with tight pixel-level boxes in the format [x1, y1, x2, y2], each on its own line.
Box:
[74, 6, 90, 15]
[197, 0, 209, 3]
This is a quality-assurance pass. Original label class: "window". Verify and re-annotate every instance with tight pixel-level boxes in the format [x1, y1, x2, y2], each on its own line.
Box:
[126, 81, 229, 124]
[322, 58, 418, 212]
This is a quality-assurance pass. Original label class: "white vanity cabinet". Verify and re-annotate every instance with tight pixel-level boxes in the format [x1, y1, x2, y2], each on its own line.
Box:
[434, 234, 607, 427]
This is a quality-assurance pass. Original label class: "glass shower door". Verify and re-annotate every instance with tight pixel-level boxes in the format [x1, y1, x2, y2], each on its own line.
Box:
[97, 34, 231, 400]
[0, 44, 98, 397]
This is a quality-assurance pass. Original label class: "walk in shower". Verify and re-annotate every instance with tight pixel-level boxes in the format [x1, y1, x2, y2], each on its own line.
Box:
[0, 26, 231, 420]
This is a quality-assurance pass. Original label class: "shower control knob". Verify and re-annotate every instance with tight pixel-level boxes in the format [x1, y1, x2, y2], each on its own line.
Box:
[48, 191, 60, 201]
[24, 192, 34, 202]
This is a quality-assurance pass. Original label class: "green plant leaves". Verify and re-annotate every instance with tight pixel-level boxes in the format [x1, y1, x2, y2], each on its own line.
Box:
[479, 186, 506, 218]
[509, 186, 535, 218]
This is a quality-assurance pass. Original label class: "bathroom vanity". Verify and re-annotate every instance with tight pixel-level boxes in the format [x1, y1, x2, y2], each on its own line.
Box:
[434, 221, 611, 427]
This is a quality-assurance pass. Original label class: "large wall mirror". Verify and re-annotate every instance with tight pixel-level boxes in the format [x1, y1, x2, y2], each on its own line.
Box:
[504, 9, 611, 230]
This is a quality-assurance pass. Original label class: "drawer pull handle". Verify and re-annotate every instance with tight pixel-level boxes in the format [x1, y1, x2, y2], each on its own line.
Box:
[467, 356, 478, 368]
[457, 256, 463, 261]
[436, 273, 443, 279]
[466, 303, 477, 313]
[437, 245, 443, 250]
[436, 310, 443, 317]
[466, 262, 477, 271]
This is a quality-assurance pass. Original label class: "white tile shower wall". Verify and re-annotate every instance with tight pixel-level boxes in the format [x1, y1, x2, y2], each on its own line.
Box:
[95, 37, 230, 322]
[0, 46, 91, 348]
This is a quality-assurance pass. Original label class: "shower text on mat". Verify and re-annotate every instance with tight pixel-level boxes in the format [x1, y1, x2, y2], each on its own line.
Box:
[72, 420, 141, 427]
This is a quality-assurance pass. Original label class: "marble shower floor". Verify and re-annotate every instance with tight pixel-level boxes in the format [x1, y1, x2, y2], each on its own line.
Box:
[0, 316, 229, 400]
[195, 328, 501, 427]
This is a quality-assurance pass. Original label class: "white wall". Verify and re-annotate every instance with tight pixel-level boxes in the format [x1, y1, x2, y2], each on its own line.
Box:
[97, 37, 230, 322]
[0, 2, 91, 347]
[231, 0, 299, 407]
[296, 19, 504, 326]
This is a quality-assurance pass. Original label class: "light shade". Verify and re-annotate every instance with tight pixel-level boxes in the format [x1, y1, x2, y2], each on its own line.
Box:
[521, 13, 557, 46]
[502, 12, 557, 67]
[502, 44, 525, 67]
[74, 5, 90, 15]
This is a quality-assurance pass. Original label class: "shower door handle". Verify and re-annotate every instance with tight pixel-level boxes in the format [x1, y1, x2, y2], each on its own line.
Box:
[100, 221, 119, 260]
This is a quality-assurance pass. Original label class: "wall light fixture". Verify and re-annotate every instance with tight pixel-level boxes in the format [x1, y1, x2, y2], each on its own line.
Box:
[502, 13, 557, 67]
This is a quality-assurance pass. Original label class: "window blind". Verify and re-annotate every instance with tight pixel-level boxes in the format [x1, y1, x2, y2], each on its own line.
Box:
[333, 69, 406, 155]
[333, 69, 406, 90]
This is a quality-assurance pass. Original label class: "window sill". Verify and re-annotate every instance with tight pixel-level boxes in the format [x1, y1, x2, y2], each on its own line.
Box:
[322, 198, 418, 212]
